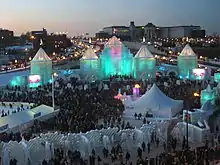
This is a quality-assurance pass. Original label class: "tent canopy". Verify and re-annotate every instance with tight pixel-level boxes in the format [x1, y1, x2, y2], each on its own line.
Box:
[32, 48, 51, 62]
[180, 44, 196, 56]
[0, 105, 55, 133]
[80, 46, 98, 60]
[134, 45, 154, 58]
[127, 84, 183, 118]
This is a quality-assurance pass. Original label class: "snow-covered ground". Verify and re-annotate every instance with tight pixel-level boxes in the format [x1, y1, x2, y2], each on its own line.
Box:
[0, 70, 30, 87]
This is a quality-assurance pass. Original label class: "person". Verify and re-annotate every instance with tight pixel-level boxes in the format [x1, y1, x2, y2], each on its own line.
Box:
[156, 138, 159, 148]
[147, 142, 151, 154]
[137, 147, 142, 158]
[141, 142, 146, 152]
[125, 151, 130, 163]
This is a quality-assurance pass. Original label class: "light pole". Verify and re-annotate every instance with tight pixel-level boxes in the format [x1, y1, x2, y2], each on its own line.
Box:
[52, 73, 58, 110]
[186, 109, 189, 150]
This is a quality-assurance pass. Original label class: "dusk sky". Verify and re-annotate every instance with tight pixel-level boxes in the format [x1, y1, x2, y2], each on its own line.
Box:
[1, 0, 219, 36]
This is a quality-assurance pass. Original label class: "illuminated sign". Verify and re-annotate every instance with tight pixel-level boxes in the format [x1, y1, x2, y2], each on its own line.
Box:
[29, 75, 41, 83]
[193, 69, 205, 80]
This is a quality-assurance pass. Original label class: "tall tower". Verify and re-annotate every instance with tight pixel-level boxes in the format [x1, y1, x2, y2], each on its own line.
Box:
[129, 21, 136, 41]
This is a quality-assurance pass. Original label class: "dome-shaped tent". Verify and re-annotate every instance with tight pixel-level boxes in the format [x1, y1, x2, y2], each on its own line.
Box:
[30, 48, 52, 85]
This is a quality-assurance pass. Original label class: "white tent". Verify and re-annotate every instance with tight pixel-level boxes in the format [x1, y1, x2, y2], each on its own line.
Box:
[0, 105, 58, 133]
[125, 84, 183, 118]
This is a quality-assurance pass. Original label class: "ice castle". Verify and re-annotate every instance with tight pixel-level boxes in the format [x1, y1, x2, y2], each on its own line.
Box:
[177, 44, 198, 79]
[80, 36, 156, 81]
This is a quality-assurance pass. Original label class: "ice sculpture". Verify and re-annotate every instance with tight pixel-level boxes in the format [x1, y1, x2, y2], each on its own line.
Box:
[30, 48, 52, 85]
[2, 145, 9, 165]
[133, 84, 140, 96]
[214, 73, 220, 83]
[133, 45, 156, 80]
[80, 46, 100, 81]
[200, 84, 215, 105]
[134, 129, 144, 147]
[100, 36, 133, 78]
[103, 135, 111, 151]
[177, 44, 198, 79]
[114, 88, 123, 99]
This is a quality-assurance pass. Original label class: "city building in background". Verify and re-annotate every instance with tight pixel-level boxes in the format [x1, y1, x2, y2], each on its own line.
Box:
[31, 28, 72, 53]
[157, 25, 205, 39]
[96, 21, 206, 41]
[0, 29, 14, 54]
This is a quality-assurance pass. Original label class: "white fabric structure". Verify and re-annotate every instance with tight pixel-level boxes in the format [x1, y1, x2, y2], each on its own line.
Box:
[125, 84, 183, 118]
[30, 48, 52, 85]
[0, 105, 59, 133]
[179, 44, 196, 56]
[105, 36, 123, 48]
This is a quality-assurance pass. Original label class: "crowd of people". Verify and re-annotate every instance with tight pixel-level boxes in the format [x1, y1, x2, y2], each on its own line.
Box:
[0, 75, 219, 165]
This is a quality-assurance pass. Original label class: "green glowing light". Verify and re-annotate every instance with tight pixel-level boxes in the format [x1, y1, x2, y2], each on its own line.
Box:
[177, 56, 197, 80]
[9, 76, 26, 87]
[100, 46, 133, 78]
[200, 91, 215, 105]
[133, 58, 156, 79]
[214, 73, 220, 82]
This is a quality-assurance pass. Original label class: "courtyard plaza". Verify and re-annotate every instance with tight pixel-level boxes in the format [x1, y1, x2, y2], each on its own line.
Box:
[0, 74, 219, 164]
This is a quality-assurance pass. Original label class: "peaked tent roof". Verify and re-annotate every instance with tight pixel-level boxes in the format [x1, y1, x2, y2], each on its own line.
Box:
[105, 36, 123, 47]
[180, 44, 196, 56]
[133, 84, 181, 109]
[32, 48, 51, 62]
[80, 46, 98, 60]
[134, 45, 154, 58]
[125, 84, 183, 118]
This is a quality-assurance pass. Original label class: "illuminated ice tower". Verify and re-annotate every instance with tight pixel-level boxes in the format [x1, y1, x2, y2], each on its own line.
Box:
[133, 45, 156, 80]
[200, 84, 215, 105]
[100, 36, 133, 78]
[30, 48, 52, 85]
[80, 46, 100, 81]
[177, 44, 198, 79]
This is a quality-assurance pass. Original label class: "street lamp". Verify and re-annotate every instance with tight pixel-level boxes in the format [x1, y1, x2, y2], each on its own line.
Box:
[52, 73, 58, 110]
